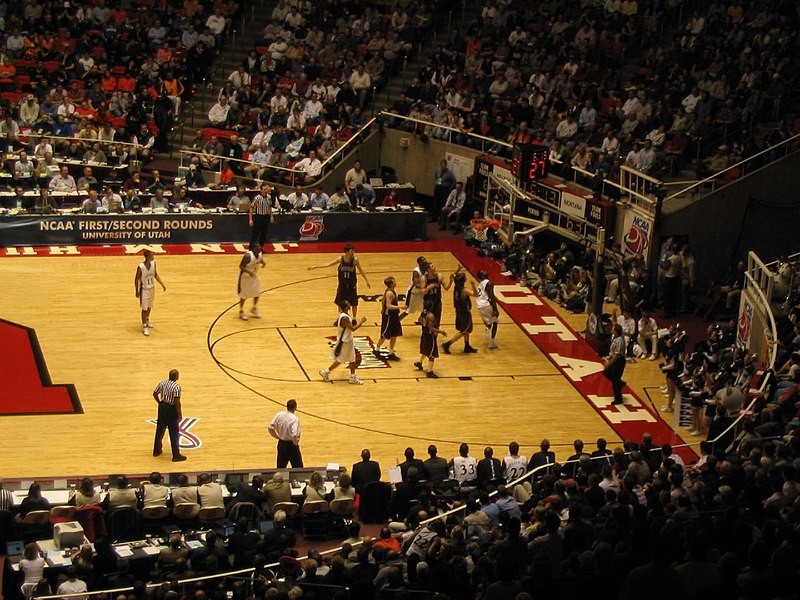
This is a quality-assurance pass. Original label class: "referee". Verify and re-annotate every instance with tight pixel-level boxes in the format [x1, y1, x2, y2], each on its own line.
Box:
[153, 369, 187, 461]
[603, 325, 627, 405]
[267, 399, 303, 468]
[249, 183, 275, 247]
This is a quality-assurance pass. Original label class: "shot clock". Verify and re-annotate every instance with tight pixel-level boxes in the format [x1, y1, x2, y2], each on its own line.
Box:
[511, 143, 549, 184]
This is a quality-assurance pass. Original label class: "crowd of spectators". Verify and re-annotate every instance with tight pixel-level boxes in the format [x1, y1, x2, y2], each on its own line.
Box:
[192, 0, 455, 183]
[0, 0, 238, 171]
[6, 343, 800, 600]
[384, 0, 800, 192]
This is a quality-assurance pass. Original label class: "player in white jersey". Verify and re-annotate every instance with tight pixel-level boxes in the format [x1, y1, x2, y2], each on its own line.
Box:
[475, 270, 499, 349]
[320, 300, 367, 385]
[399, 256, 428, 321]
[502, 441, 528, 482]
[449, 442, 478, 487]
[134, 250, 166, 337]
[238, 242, 266, 320]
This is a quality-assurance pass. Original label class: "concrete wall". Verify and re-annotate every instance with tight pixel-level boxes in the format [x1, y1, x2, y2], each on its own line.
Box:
[377, 128, 487, 196]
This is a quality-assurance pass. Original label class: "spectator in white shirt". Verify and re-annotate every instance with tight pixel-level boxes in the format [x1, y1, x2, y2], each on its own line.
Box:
[556, 115, 578, 140]
[56, 568, 88, 600]
[294, 150, 322, 181]
[286, 185, 309, 209]
[207, 96, 230, 127]
[49, 165, 77, 192]
[349, 64, 372, 109]
[301, 92, 323, 124]
[621, 89, 641, 119]
[228, 66, 251, 91]
[205, 10, 226, 36]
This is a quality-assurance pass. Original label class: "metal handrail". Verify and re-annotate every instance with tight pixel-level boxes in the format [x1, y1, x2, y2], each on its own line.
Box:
[380, 110, 514, 149]
[178, 117, 379, 186]
[665, 131, 800, 201]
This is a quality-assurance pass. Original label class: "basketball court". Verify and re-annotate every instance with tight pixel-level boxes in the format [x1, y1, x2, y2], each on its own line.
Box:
[0, 240, 694, 480]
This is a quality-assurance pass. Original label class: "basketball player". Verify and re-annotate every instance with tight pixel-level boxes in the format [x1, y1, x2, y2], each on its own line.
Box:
[399, 256, 428, 321]
[442, 270, 478, 354]
[373, 276, 403, 361]
[449, 442, 477, 487]
[237, 242, 266, 320]
[414, 298, 447, 378]
[502, 441, 528, 482]
[423, 263, 452, 326]
[476, 271, 499, 349]
[134, 250, 166, 337]
[308, 244, 370, 318]
[320, 300, 368, 385]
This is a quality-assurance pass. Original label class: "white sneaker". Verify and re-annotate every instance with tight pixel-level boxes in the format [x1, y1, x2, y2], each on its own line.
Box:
[488, 342, 498, 349]
[500, 270, 512, 276]
[144, 321, 153, 328]
[251, 309, 261, 318]
[239, 311, 248, 321]
[661, 405, 673, 413]
[659, 385, 668, 392]
[649, 354, 658, 361]
[690, 430, 703, 436]
[319, 369, 330, 382]
[349, 376, 363, 385]
[142, 327, 149, 336]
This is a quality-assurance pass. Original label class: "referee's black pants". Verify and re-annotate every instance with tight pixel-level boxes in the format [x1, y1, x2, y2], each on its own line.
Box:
[276, 439, 303, 468]
[154, 402, 181, 458]
[603, 359, 626, 405]
[250, 214, 270, 246]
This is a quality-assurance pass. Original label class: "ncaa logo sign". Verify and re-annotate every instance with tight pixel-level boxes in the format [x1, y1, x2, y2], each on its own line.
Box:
[300, 215, 325, 241]
[737, 298, 753, 348]
[623, 215, 650, 256]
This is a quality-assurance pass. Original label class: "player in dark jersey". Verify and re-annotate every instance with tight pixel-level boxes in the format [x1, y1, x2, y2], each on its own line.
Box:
[414, 298, 447, 378]
[308, 244, 371, 318]
[442, 269, 479, 354]
[373, 276, 403, 361]
[423, 262, 452, 326]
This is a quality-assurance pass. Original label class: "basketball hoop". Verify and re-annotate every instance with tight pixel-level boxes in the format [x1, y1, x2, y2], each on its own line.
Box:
[470, 218, 499, 241]
[470, 218, 492, 241]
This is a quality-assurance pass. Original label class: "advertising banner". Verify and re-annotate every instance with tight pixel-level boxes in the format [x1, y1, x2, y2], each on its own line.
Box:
[0, 212, 428, 246]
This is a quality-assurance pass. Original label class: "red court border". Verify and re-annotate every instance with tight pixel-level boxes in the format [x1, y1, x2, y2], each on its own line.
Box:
[1, 241, 696, 462]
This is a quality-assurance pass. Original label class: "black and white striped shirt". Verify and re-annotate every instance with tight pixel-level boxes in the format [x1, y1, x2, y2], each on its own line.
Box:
[154, 379, 181, 405]
[0, 488, 13, 511]
[251, 194, 272, 216]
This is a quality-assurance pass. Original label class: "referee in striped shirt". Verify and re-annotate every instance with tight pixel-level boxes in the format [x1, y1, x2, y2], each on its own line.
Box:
[153, 369, 187, 462]
[249, 183, 275, 246]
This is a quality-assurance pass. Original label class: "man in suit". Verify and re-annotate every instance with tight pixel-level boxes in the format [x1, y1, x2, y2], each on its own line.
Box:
[530, 439, 557, 479]
[398, 447, 425, 482]
[229, 476, 268, 510]
[422, 444, 449, 484]
[351, 449, 381, 493]
[476, 446, 503, 490]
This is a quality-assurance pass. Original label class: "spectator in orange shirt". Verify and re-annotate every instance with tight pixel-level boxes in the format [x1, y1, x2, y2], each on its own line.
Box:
[101, 70, 118, 92]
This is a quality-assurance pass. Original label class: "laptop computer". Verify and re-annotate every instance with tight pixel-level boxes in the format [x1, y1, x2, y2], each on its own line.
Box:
[6, 540, 24, 560]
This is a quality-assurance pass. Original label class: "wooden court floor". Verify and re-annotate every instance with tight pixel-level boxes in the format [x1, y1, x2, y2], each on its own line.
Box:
[0, 248, 670, 480]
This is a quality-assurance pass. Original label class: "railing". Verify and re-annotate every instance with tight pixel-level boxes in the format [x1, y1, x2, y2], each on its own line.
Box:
[569, 164, 659, 217]
[380, 111, 513, 153]
[178, 117, 378, 187]
[665, 131, 800, 201]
